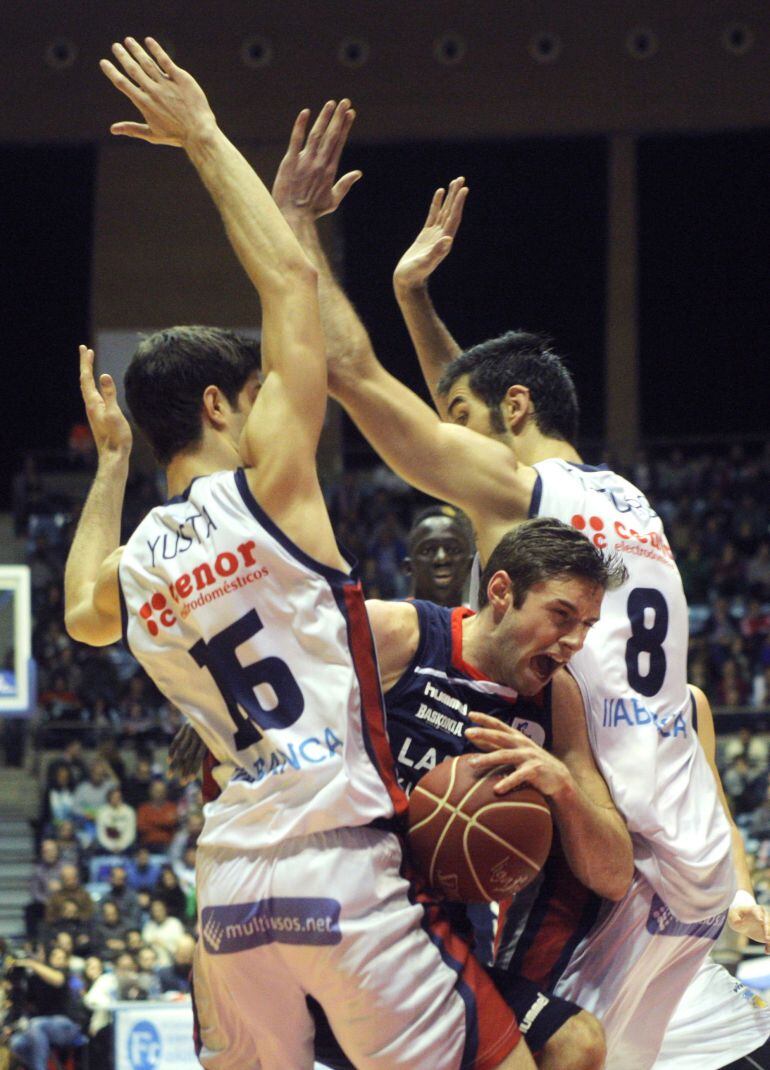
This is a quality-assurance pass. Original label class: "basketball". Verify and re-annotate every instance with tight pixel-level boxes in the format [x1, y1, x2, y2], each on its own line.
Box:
[408, 754, 553, 902]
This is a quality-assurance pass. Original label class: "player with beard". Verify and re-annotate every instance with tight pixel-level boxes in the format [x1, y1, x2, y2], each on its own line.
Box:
[270, 107, 738, 1069]
[171, 517, 632, 1070]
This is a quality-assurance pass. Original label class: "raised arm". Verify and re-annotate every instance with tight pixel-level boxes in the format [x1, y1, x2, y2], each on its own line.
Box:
[466, 670, 633, 901]
[102, 38, 340, 564]
[692, 684, 770, 951]
[272, 108, 534, 555]
[392, 179, 468, 415]
[63, 346, 128, 646]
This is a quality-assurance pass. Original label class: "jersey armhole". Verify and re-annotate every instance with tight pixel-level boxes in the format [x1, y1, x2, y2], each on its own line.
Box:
[116, 568, 133, 658]
[528, 473, 543, 518]
[689, 688, 698, 733]
[385, 600, 432, 701]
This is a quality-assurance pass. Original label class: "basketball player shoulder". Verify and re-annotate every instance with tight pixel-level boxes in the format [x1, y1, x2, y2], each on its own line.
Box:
[366, 599, 421, 691]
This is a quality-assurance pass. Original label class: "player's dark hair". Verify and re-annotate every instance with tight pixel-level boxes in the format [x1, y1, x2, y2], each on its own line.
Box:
[124, 326, 262, 465]
[477, 517, 627, 609]
[436, 330, 579, 443]
[408, 503, 474, 551]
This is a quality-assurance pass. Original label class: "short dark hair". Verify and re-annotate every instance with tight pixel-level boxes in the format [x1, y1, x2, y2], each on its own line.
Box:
[124, 326, 262, 465]
[477, 516, 627, 608]
[437, 330, 579, 443]
[408, 503, 474, 550]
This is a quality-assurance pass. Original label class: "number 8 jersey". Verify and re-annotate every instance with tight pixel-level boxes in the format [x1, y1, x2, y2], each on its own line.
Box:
[530, 459, 734, 922]
[119, 468, 405, 851]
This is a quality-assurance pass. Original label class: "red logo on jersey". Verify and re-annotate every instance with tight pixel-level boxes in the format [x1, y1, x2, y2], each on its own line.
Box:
[139, 593, 177, 636]
[571, 513, 673, 561]
[571, 514, 607, 548]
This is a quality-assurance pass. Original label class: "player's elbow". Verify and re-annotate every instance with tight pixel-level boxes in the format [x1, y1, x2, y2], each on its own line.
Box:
[64, 605, 119, 648]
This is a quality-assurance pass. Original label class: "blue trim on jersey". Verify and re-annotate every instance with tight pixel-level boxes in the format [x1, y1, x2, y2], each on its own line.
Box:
[165, 476, 204, 505]
[234, 468, 358, 585]
[689, 689, 698, 733]
[117, 576, 131, 655]
[528, 474, 542, 519]
[566, 462, 610, 473]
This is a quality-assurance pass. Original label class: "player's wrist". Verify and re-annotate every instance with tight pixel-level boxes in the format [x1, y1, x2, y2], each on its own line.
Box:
[393, 275, 429, 299]
[96, 448, 130, 472]
[543, 764, 575, 804]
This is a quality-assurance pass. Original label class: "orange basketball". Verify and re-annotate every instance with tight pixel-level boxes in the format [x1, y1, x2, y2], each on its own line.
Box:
[408, 754, 553, 902]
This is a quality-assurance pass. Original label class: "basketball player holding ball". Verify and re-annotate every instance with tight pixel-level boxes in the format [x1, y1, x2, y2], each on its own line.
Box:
[171, 515, 632, 1070]
[274, 118, 737, 1068]
[65, 42, 535, 1070]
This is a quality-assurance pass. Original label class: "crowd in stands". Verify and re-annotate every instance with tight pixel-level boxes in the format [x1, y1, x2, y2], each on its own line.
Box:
[1, 438, 769, 1065]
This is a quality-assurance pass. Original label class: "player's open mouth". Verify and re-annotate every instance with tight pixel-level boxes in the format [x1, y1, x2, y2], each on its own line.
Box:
[432, 567, 454, 583]
[531, 654, 560, 680]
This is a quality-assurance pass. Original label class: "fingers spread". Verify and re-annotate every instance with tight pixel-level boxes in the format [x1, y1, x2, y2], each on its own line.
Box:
[306, 100, 337, 146]
[287, 109, 311, 157]
[144, 37, 177, 77]
[109, 121, 153, 140]
[425, 188, 445, 228]
[123, 37, 162, 81]
[99, 58, 148, 106]
[78, 346, 98, 398]
[111, 41, 154, 92]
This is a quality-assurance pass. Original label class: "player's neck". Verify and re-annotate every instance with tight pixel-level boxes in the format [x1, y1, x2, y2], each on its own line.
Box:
[165, 437, 241, 496]
[515, 427, 582, 467]
[460, 613, 491, 678]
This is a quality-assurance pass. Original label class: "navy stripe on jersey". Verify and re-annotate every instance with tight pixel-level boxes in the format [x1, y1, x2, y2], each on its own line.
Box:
[118, 579, 131, 654]
[234, 468, 357, 585]
[528, 474, 543, 519]
[166, 475, 204, 505]
[690, 689, 698, 733]
[568, 462, 609, 473]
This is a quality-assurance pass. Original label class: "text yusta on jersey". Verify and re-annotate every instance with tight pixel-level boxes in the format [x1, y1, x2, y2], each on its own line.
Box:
[602, 697, 688, 738]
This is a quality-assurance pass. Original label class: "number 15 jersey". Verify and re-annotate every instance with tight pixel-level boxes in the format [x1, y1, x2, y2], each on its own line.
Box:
[531, 459, 733, 923]
[119, 468, 405, 852]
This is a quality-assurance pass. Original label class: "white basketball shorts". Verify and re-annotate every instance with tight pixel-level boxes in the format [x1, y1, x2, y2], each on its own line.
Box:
[554, 871, 728, 1070]
[655, 956, 770, 1069]
[191, 825, 521, 1070]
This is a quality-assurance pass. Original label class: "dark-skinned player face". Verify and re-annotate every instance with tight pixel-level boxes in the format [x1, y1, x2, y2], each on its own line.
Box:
[405, 515, 474, 606]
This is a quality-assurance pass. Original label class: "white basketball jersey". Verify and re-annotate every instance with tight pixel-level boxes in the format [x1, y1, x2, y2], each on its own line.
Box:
[530, 459, 733, 921]
[119, 468, 404, 851]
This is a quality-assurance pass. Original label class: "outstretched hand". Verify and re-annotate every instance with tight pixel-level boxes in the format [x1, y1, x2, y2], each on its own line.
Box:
[100, 36, 216, 147]
[394, 177, 468, 292]
[78, 345, 132, 460]
[272, 100, 362, 222]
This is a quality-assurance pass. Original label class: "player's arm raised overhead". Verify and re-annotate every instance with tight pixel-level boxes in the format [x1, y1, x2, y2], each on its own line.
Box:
[692, 684, 770, 951]
[102, 38, 341, 566]
[466, 671, 634, 901]
[272, 107, 535, 554]
[63, 346, 128, 647]
[392, 179, 468, 416]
